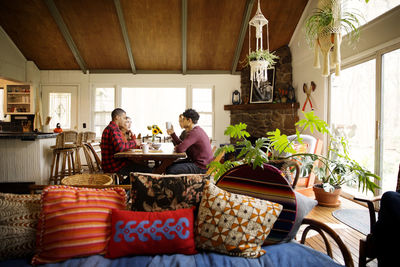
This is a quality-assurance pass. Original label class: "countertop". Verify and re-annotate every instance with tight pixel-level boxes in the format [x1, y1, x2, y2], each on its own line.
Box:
[0, 132, 58, 140]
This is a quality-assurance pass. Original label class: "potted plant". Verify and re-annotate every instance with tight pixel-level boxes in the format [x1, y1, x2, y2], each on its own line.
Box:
[208, 111, 379, 206]
[304, 0, 363, 76]
[241, 50, 279, 68]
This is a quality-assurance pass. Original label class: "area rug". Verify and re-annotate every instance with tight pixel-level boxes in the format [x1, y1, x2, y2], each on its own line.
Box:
[332, 209, 376, 235]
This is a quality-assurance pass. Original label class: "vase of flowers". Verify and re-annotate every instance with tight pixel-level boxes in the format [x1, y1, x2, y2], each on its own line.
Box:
[147, 124, 163, 143]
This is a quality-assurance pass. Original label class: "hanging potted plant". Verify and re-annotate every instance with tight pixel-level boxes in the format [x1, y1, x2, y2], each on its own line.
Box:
[304, 0, 363, 76]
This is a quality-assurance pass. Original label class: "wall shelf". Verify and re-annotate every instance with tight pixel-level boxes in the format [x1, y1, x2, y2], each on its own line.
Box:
[224, 102, 299, 111]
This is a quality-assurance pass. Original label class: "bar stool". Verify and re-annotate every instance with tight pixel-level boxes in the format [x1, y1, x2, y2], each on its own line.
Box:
[48, 131, 79, 185]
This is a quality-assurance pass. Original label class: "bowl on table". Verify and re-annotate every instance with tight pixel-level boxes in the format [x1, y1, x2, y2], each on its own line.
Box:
[151, 143, 162, 150]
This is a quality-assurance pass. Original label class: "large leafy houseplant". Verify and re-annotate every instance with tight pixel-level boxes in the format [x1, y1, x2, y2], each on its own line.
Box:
[208, 111, 379, 195]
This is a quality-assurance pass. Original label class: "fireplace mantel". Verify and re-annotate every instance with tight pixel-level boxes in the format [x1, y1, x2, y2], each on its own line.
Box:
[224, 102, 299, 111]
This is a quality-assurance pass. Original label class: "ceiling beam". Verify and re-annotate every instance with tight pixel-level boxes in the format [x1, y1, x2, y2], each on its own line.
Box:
[181, 0, 187, 75]
[114, 0, 136, 74]
[231, 0, 255, 74]
[44, 0, 87, 74]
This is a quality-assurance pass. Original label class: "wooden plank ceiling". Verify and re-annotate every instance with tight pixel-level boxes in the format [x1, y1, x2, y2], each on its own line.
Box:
[0, 0, 308, 74]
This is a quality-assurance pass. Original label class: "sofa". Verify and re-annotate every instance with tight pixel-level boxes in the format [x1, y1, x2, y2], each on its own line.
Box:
[0, 164, 353, 267]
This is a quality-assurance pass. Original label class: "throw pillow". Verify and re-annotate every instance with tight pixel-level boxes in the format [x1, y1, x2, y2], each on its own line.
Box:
[32, 186, 127, 265]
[216, 164, 297, 245]
[195, 181, 283, 258]
[0, 193, 41, 261]
[106, 208, 197, 258]
[282, 191, 317, 242]
[130, 172, 209, 211]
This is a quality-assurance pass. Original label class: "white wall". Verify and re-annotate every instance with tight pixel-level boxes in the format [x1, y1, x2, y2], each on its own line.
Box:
[40, 71, 240, 145]
[289, 1, 400, 141]
[0, 26, 26, 82]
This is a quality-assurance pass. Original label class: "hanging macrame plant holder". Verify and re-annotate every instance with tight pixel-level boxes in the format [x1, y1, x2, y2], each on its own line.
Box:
[313, 0, 342, 77]
[248, 0, 270, 87]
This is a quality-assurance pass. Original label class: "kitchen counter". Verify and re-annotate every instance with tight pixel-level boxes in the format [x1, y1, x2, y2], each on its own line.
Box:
[0, 133, 57, 184]
[0, 132, 58, 140]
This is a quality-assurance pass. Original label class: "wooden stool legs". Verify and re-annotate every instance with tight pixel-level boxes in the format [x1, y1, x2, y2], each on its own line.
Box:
[48, 148, 77, 185]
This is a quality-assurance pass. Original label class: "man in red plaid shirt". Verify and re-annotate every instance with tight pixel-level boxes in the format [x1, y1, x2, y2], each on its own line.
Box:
[101, 108, 151, 184]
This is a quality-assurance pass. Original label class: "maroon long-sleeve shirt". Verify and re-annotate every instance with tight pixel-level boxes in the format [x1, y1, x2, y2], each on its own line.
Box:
[171, 126, 213, 170]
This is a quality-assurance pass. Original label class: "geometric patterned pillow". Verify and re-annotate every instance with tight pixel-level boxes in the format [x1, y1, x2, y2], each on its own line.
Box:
[0, 193, 41, 261]
[130, 173, 209, 211]
[195, 181, 283, 258]
[32, 186, 127, 265]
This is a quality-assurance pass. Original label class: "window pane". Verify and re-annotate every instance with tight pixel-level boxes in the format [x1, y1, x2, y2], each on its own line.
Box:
[193, 88, 212, 112]
[198, 113, 212, 138]
[94, 87, 114, 136]
[345, 0, 400, 27]
[330, 59, 376, 195]
[49, 93, 71, 129]
[94, 112, 111, 137]
[95, 88, 114, 112]
[121, 87, 186, 137]
[382, 48, 400, 193]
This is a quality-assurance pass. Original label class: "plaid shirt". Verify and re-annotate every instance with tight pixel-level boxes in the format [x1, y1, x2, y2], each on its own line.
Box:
[100, 121, 137, 173]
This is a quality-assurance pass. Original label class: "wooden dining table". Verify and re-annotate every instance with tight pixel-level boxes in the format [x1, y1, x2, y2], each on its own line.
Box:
[114, 143, 186, 174]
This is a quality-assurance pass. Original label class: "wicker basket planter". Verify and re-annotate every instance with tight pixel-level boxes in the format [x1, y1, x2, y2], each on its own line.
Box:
[61, 174, 113, 186]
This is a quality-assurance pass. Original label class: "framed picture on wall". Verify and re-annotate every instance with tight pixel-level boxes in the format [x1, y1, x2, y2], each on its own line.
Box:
[250, 67, 275, 103]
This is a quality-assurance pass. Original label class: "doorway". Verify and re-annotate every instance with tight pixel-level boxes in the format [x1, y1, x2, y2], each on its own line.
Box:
[41, 85, 78, 131]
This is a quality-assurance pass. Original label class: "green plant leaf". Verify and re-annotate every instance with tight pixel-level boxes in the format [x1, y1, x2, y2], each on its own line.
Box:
[224, 123, 250, 139]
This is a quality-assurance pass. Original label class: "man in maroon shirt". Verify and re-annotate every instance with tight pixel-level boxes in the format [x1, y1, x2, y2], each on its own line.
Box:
[166, 109, 213, 174]
[101, 108, 151, 183]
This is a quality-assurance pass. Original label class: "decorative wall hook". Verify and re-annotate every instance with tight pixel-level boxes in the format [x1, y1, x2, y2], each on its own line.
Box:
[302, 81, 316, 111]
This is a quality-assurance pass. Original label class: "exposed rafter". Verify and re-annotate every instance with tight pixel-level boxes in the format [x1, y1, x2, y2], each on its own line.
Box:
[44, 0, 87, 73]
[231, 0, 255, 74]
[114, 0, 136, 74]
[181, 0, 188, 75]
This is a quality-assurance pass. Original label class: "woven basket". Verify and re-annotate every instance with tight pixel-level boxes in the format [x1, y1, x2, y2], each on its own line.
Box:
[61, 174, 113, 186]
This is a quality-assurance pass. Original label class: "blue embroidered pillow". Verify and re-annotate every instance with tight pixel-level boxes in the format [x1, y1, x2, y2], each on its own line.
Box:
[106, 208, 197, 258]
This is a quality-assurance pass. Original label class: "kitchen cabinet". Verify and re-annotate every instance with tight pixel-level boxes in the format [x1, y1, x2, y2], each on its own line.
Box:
[4, 84, 33, 114]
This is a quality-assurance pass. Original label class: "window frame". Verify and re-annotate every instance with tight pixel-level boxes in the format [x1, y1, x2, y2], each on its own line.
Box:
[91, 84, 215, 140]
[328, 42, 400, 196]
[91, 84, 117, 136]
[190, 85, 215, 140]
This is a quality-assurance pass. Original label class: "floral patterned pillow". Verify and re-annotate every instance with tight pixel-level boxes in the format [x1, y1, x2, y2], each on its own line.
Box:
[130, 173, 210, 211]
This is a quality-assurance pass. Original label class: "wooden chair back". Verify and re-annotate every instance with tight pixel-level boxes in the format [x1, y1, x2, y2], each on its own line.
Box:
[206, 149, 225, 176]
[83, 143, 102, 173]
[54, 131, 78, 149]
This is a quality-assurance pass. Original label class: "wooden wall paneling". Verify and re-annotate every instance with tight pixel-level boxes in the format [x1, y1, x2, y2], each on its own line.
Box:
[0, 0, 79, 70]
[121, 0, 182, 71]
[54, 0, 131, 70]
[187, 0, 246, 71]
[236, 0, 308, 71]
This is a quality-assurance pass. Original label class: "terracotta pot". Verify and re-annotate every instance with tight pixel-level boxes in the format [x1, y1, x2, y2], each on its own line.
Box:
[313, 184, 341, 207]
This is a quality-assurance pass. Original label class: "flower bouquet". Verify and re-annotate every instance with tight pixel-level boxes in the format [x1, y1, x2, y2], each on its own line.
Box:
[147, 124, 163, 143]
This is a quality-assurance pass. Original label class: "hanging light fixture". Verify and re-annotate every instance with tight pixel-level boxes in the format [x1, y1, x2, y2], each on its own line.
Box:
[248, 0, 273, 86]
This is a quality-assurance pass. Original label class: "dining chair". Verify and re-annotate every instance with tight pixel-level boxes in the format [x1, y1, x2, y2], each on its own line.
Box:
[354, 163, 400, 267]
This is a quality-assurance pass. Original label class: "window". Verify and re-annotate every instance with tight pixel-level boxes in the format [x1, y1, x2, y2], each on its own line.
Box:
[192, 87, 214, 139]
[94, 87, 115, 137]
[121, 87, 186, 137]
[381, 48, 400, 193]
[49, 93, 71, 129]
[330, 47, 400, 196]
[346, 0, 400, 26]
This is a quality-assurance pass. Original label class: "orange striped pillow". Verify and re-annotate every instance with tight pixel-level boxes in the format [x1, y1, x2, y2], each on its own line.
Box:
[32, 186, 126, 265]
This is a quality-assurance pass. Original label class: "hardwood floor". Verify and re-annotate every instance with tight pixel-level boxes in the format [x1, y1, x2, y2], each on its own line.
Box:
[297, 196, 377, 267]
